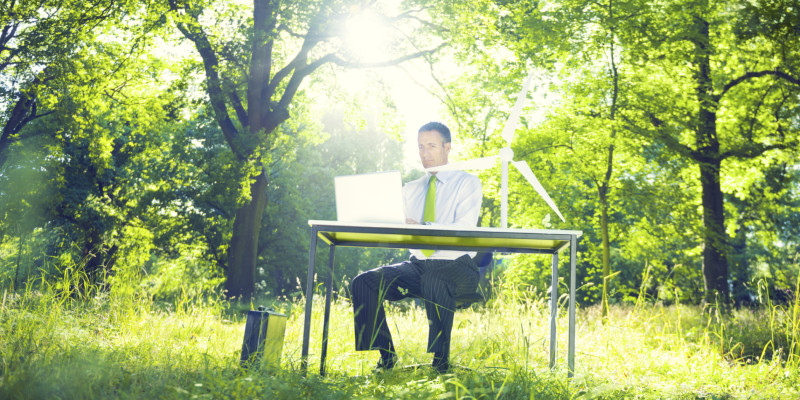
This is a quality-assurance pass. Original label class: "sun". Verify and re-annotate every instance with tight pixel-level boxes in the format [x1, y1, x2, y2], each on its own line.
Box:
[342, 9, 392, 63]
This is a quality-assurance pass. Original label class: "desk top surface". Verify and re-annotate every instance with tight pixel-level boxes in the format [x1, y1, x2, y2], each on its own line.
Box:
[308, 220, 582, 253]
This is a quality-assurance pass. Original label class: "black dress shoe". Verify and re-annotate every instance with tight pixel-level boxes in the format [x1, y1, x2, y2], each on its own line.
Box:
[432, 353, 449, 373]
[375, 353, 398, 370]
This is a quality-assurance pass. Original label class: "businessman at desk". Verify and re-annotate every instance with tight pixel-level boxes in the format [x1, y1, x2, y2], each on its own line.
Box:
[349, 122, 482, 373]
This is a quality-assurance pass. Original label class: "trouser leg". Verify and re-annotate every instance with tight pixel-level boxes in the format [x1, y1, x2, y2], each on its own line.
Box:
[350, 261, 421, 351]
[421, 256, 479, 354]
[422, 273, 455, 354]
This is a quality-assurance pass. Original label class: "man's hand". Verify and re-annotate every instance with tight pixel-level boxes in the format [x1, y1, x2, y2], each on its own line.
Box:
[406, 218, 419, 224]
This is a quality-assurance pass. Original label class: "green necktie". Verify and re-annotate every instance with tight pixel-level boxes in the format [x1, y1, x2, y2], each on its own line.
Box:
[422, 176, 436, 257]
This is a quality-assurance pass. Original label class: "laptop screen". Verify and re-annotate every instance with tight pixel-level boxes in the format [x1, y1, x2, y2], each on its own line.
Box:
[334, 171, 405, 224]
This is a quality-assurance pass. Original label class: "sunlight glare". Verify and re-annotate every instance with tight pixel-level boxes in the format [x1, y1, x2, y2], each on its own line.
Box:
[343, 9, 392, 63]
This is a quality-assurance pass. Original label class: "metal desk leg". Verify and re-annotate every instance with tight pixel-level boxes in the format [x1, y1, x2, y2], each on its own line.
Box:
[549, 251, 558, 369]
[320, 245, 335, 376]
[301, 227, 319, 374]
[568, 235, 577, 377]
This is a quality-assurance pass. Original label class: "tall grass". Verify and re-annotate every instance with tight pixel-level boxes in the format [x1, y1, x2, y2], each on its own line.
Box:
[2, 278, 800, 399]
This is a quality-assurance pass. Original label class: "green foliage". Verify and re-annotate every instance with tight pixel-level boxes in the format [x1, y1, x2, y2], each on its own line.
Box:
[0, 9, 228, 298]
[3, 281, 800, 399]
[2, 0, 800, 316]
[420, 0, 800, 306]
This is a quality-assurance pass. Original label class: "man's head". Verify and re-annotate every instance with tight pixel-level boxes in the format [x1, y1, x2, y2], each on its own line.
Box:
[418, 122, 451, 171]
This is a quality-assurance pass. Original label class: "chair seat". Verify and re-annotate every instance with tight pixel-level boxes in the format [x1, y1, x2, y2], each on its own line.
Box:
[455, 291, 486, 309]
[410, 252, 494, 309]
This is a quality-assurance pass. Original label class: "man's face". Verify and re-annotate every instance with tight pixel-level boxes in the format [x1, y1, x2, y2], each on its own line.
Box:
[418, 130, 450, 170]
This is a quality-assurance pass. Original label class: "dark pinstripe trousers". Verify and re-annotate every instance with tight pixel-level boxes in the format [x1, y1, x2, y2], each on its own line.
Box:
[349, 255, 479, 354]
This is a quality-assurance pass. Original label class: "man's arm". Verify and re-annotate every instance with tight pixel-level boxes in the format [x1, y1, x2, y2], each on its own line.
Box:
[403, 178, 420, 224]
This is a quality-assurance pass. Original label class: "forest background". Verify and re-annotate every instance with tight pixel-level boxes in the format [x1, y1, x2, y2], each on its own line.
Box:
[2, 0, 800, 321]
[3, 0, 800, 398]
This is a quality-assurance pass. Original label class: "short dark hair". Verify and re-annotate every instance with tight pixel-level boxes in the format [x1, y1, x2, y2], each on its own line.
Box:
[418, 121, 451, 143]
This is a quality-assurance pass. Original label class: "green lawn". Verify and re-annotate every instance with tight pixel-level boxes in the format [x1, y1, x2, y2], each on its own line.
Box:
[1, 286, 799, 399]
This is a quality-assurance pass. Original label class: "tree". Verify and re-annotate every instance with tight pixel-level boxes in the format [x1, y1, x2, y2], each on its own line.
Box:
[0, 1, 178, 286]
[420, 0, 800, 307]
[0, 47, 193, 284]
[619, 0, 800, 304]
[166, 0, 440, 299]
[0, 0, 146, 169]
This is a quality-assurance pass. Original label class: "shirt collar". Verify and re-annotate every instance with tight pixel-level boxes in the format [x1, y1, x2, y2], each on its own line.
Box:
[425, 168, 457, 184]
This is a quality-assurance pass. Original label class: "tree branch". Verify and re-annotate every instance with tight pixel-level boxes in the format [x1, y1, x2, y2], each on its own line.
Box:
[277, 23, 304, 39]
[388, 7, 440, 31]
[223, 76, 248, 128]
[0, 70, 55, 169]
[720, 69, 800, 98]
[721, 141, 795, 160]
[402, 56, 464, 129]
[264, 27, 322, 107]
[271, 42, 445, 131]
[517, 144, 574, 160]
[325, 42, 447, 69]
[249, 0, 278, 124]
[619, 112, 695, 159]
[168, 0, 244, 160]
[0, 28, 21, 73]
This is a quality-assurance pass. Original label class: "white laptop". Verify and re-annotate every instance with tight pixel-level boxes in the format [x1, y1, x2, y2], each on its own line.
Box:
[334, 171, 405, 224]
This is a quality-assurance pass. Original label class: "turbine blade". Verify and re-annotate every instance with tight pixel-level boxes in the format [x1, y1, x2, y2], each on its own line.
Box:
[426, 156, 498, 172]
[500, 69, 537, 146]
[512, 160, 566, 222]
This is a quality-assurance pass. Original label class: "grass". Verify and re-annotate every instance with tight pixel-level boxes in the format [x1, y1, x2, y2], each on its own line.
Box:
[1, 283, 800, 399]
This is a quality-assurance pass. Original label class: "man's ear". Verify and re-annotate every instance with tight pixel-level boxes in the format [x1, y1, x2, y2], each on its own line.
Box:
[444, 142, 451, 155]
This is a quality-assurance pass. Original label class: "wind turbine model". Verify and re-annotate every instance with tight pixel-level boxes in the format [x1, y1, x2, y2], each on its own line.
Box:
[426, 69, 565, 228]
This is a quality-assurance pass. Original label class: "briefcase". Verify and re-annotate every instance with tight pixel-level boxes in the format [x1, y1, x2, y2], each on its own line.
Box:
[240, 307, 287, 368]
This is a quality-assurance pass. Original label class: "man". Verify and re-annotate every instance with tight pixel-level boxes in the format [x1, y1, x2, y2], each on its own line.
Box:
[349, 121, 482, 373]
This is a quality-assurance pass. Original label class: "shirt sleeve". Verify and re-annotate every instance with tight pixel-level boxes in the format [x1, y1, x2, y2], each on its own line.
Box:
[402, 181, 415, 222]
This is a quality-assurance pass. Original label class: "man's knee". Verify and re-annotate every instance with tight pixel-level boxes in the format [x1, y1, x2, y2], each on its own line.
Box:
[350, 272, 368, 295]
[350, 269, 380, 295]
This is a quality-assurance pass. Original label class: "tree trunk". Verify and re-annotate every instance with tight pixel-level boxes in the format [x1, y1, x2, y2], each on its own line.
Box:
[700, 157, 729, 304]
[0, 90, 35, 169]
[225, 171, 269, 299]
[271, 266, 285, 297]
[84, 230, 104, 277]
[692, 11, 729, 305]
[600, 0, 618, 319]
[600, 195, 611, 317]
[14, 229, 27, 288]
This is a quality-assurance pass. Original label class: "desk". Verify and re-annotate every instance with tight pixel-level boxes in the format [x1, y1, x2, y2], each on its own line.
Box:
[301, 220, 582, 376]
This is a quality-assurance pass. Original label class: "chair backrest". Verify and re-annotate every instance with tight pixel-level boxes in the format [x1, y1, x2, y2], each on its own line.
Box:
[454, 252, 494, 308]
[474, 252, 493, 280]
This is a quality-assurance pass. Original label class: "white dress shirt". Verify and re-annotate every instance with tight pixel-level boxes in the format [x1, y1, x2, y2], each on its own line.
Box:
[402, 169, 482, 260]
